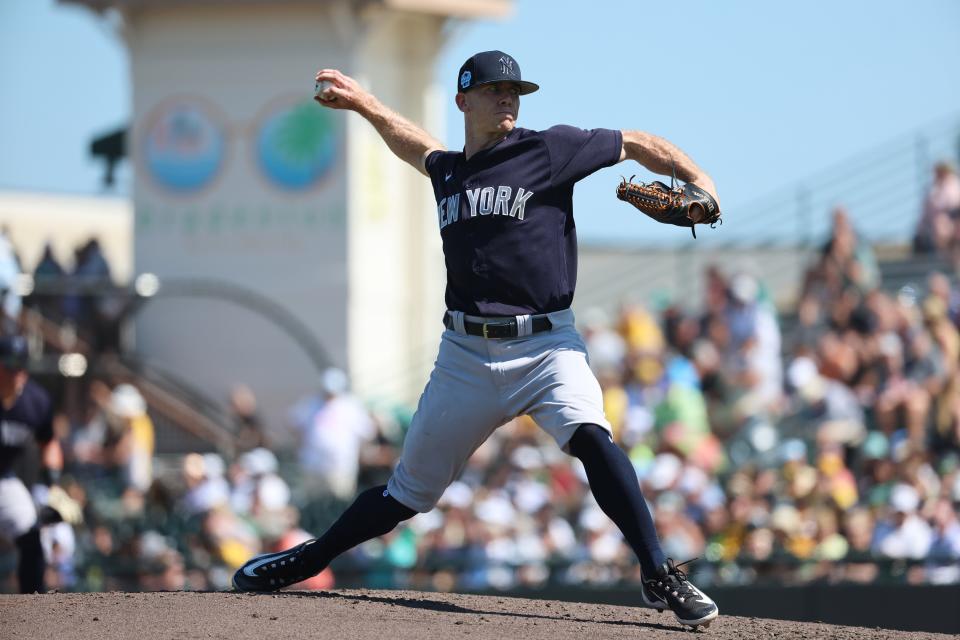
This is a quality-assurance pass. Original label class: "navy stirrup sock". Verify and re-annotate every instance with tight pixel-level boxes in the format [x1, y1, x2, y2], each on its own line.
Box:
[568, 423, 666, 577]
[15, 528, 45, 594]
[301, 485, 416, 572]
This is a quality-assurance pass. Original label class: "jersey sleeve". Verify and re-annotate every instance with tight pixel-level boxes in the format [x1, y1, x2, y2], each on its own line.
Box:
[424, 149, 451, 185]
[542, 125, 623, 186]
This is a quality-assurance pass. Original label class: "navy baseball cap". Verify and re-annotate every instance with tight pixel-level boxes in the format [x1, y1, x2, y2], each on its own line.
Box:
[457, 50, 539, 95]
[0, 335, 29, 370]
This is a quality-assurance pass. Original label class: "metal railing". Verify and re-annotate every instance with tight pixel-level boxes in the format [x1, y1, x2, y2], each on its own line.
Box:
[711, 112, 960, 249]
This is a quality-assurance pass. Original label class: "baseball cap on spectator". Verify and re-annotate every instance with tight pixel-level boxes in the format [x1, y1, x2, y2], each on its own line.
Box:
[240, 447, 278, 476]
[457, 50, 539, 95]
[749, 419, 778, 452]
[780, 438, 808, 464]
[679, 466, 709, 496]
[510, 445, 544, 470]
[647, 452, 682, 491]
[730, 273, 758, 304]
[579, 503, 609, 532]
[202, 453, 226, 479]
[589, 530, 624, 563]
[110, 384, 147, 418]
[408, 509, 444, 535]
[514, 479, 550, 513]
[890, 483, 920, 513]
[786, 356, 825, 402]
[439, 481, 474, 510]
[321, 367, 348, 395]
[699, 484, 726, 511]
[475, 492, 515, 527]
[138, 530, 170, 561]
[0, 334, 29, 370]
[256, 474, 290, 510]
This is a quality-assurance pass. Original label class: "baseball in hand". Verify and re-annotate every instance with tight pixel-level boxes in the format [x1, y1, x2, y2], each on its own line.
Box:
[315, 79, 335, 101]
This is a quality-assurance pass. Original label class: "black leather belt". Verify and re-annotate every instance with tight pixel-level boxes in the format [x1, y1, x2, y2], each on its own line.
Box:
[444, 312, 553, 339]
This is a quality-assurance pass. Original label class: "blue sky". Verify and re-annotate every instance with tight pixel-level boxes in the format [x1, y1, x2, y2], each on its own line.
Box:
[2, 0, 959, 244]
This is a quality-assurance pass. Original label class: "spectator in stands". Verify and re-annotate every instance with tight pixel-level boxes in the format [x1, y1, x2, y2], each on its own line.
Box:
[695, 270, 783, 440]
[928, 497, 960, 561]
[926, 271, 960, 329]
[228, 384, 268, 453]
[581, 307, 627, 378]
[914, 161, 960, 257]
[180, 453, 230, 516]
[230, 447, 292, 536]
[822, 207, 879, 292]
[89, 382, 154, 494]
[786, 356, 866, 447]
[30, 243, 66, 322]
[68, 392, 112, 474]
[62, 238, 122, 352]
[874, 483, 933, 560]
[298, 368, 376, 500]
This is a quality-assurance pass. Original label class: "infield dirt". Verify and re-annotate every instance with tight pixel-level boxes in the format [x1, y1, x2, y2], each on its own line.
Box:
[1, 589, 951, 640]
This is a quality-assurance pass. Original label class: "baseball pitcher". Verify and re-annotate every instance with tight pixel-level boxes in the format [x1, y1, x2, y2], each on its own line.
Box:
[235, 50, 720, 629]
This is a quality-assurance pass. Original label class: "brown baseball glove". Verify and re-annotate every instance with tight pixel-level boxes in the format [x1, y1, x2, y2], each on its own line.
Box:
[616, 174, 721, 238]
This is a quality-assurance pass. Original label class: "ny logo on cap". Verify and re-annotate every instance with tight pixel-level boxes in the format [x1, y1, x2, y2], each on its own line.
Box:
[499, 56, 514, 76]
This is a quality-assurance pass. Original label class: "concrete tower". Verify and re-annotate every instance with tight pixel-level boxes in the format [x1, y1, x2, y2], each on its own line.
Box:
[63, 0, 511, 431]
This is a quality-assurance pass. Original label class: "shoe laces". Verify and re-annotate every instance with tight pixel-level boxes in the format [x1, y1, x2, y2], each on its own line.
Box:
[653, 558, 699, 602]
[256, 543, 310, 586]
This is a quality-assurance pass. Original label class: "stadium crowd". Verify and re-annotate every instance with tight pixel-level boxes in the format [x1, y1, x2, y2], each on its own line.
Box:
[2, 193, 960, 594]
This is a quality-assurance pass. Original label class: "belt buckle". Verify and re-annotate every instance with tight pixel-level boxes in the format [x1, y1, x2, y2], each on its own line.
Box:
[481, 320, 511, 339]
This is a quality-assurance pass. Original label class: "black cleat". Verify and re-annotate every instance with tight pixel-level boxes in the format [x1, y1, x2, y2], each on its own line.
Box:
[642, 558, 718, 628]
[639, 574, 668, 611]
[232, 539, 318, 592]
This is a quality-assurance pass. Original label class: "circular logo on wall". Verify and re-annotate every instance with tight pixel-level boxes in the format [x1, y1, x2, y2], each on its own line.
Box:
[256, 100, 338, 191]
[143, 98, 226, 193]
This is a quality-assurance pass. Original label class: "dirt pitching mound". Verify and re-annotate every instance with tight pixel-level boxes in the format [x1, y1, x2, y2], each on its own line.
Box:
[1, 589, 951, 640]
